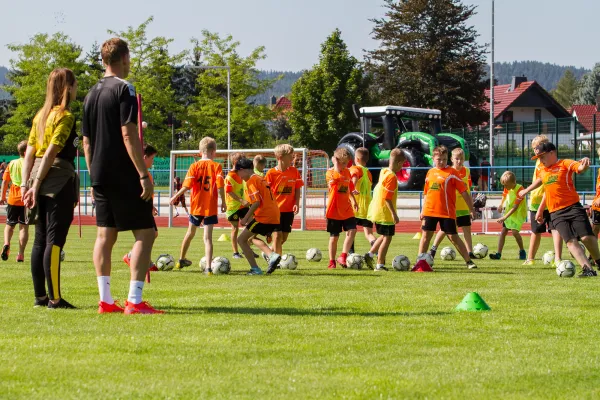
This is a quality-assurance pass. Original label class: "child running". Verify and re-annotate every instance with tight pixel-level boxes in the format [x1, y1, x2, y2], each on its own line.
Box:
[170, 137, 225, 273]
[490, 171, 527, 260]
[0, 140, 29, 262]
[363, 149, 404, 271]
[419, 145, 477, 269]
[519, 142, 600, 277]
[171, 176, 189, 217]
[326, 147, 358, 269]
[349, 147, 376, 253]
[225, 152, 250, 259]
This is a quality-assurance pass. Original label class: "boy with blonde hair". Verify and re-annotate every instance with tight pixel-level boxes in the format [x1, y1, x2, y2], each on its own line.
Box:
[349, 147, 376, 253]
[489, 171, 527, 259]
[170, 137, 226, 273]
[363, 149, 404, 271]
[591, 147, 600, 240]
[326, 147, 358, 269]
[253, 155, 266, 177]
[225, 152, 250, 259]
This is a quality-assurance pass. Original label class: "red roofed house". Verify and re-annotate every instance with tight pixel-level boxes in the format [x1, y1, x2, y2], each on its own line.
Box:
[485, 76, 571, 123]
[570, 99, 600, 134]
[270, 95, 292, 114]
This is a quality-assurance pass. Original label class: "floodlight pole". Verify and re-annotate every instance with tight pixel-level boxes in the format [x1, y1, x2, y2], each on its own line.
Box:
[489, 0, 495, 166]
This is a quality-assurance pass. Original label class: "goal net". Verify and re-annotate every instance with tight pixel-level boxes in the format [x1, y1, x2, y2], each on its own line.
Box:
[168, 148, 330, 229]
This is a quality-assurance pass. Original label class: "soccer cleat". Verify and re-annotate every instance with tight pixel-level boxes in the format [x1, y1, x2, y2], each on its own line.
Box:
[489, 253, 501, 260]
[204, 267, 213, 276]
[175, 259, 192, 270]
[247, 266, 263, 275]
[336, 255, 348, 268]
[522, 260, 534, 266]
[148, 263, 159, 272]
[374, 265, 388, 271]
[253, 252, 260, 259]
[122, 253, 131, 267]
[124, 300, 164, 314]
[98, 301, 125, 314]
[233, 252, 244, 259]
[34, 297, 49, 307]
[578, 267, 597, 278]
[519, 249, 527, 260]
[363, 253, 374, 270]
[1, 244, 9, 261]
[16, 254, 24, 263]
[429, 249, 437, 258]
[469, 251, 475, 259]
[267, 253, 281, 274]
[47, 298, 76, 309]
[467, 260, 478, 269]
[328, 260, 336, 269]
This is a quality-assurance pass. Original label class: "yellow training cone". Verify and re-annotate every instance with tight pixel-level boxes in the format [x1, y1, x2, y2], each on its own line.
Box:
[412, 232, 422, 240]
[217, 234, 230, 242]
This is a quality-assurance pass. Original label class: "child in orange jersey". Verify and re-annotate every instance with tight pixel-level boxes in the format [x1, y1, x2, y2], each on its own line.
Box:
[349, 147, 376, 253]
[170, 137, 226, 273]
[225, 152, 251, 259]
[326, 147, 358, 269]
[419, 145, 477, 269]
[253, 155, 266, 177]
[592, 147, 600, 241]
[236, 158, 282, 275]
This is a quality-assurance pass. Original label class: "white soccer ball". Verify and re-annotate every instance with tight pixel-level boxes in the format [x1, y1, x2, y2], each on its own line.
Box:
[306, 248, 322, 262]
[416, 252, 434, 266]
[472, 243, 489, 259]
[156, 254, 175, 271]
[542, 251, 554, 265]
[346, 253, 364, 269]
[280, 254, 298, 270]
[60, 250, 66, 262]
[440, 246, 456, 261]
[556, 260, 576, 277]
[211, 256, 231, 275]
[199, 256, 208, 271]
[392, 255, 411, 271]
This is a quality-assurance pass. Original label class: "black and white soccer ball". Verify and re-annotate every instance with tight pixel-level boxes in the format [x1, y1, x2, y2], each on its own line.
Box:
[346, 253, 364, 269]
[156, 254, 175, 271]
[472, 243, 489, 259]
[306, 248, 322, 262]
[556, 260, 575, 277]
[211, 257, 231, 275]
[440, 247, 456, 261]
[392, 255, 411, 271]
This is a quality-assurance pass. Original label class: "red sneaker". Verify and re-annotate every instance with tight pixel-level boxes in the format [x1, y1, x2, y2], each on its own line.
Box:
[124, 301, 164, 315]
[336, 255, 347, 268]
[149, 263, 159, 272]
[16, 254, 24, 263]
[98, 301, 125, 314]
[328, 260, 336, 269]
[123, 253, 131, 267]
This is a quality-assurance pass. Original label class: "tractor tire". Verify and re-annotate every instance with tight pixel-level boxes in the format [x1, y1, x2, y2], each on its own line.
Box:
[436, 135, 462, 154]
[397, 148, 428, 191]
[335, 142, 358, 167]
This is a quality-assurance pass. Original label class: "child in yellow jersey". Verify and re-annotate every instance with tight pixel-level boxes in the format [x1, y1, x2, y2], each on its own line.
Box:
[429, 148, 474, 259]
[253, 155, 266, 177]
[363, 149, 404, 271]
[349, 147, 376, 253]
[592, 147, 600, 239]
[489, 171, 527, 260]
[225, 152, 251, 259]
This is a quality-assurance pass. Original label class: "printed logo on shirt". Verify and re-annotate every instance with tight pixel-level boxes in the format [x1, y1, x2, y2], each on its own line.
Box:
[430, 182, 441, 191]
[278, 186, 293, 195]
[545, 175, 559, 186]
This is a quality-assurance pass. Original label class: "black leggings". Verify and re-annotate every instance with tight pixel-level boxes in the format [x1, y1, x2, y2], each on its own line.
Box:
[31, 181, 75, 300]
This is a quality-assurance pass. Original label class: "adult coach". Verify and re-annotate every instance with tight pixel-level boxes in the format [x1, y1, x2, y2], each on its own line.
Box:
[82, 38, 162, 314]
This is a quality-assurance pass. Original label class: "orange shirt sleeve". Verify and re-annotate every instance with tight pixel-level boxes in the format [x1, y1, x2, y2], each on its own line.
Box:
[326, 169, 334, 189]
[453, 175, 467, 193]
[349, 166, 362, 179]
[423, 172, 430, 195]
[2, 168, 10, 182]
[246, 177, 260, 204]
[225, 175, 233, 193]
[382, 174, 397, 200]
[264, 169, 273, 186]
[568, 160, 582, 174]
[183, 163, 197, 188]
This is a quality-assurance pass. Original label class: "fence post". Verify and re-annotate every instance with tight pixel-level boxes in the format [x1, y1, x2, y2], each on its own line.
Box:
[476, 126, 480, 158]
[593, 115, 597, 193]
[554, 119, 559, 157]
[157, 191, 160, 217]
[505, 123, 509, 167]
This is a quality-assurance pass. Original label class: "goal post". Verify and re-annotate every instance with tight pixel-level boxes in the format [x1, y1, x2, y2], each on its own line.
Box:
[168, 148, 330, 230]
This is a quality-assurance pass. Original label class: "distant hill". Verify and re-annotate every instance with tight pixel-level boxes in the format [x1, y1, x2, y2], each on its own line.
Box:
[251, 70, 303, 105]
[490, 61, 590, 91]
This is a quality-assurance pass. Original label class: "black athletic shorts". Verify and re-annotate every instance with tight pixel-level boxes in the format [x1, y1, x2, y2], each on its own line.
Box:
[278, 211, 295, 233]
[456, 215, 471, 227]
[375, 223, 395, 236]
[592, 210, 600, 226]
[6, 204, 26, 226]
[356, 218, 374, 228]
[422, 216, 457, 235]
[93, 184, 154, 231]
[227, 207, 249, 222]
[189, 214, 218, 227]
[327, 217, 357, 237]
[530, 210, 553, 234]
[550, 203, 594, 242]
[247, 218, 279, 237]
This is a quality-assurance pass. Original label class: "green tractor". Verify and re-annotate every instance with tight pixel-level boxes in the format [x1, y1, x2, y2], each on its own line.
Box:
[337, 105, 479, 190]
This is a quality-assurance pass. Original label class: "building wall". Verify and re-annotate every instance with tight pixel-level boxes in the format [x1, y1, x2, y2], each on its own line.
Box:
[495, 107, 554, 123]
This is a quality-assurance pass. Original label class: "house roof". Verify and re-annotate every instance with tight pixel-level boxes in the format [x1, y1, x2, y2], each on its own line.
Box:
[273, 96, 292, 112]
[571, 104, 600, 133]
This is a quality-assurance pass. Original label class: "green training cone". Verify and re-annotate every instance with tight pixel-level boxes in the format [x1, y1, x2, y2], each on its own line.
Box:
[454, 292, 491, 312]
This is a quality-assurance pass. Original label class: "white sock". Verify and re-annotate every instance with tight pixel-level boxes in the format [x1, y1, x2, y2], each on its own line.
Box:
[128, 280, 145, 304]
[377, 263, 385, 269]
[367, 252, 375, 257]
[97, 276, 113, 304]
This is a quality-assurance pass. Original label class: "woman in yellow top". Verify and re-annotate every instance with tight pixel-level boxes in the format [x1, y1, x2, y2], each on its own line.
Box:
[21, 68, 79, 309]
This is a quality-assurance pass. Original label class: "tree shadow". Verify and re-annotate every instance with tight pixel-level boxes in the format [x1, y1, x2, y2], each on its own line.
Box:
[161, 306, 451, 317]
[434, 269, 515, 275]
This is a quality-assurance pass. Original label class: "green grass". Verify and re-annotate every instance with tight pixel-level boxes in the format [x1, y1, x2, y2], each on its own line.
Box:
[2, 227, 600, 399]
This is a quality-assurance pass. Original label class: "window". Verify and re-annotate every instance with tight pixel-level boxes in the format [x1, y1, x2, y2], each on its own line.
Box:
[534, 109, 542, 122]
[502, 111, 513, 123]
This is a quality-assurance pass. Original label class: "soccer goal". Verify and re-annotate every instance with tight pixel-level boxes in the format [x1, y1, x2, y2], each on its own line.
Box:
[168, 148, 330, 229]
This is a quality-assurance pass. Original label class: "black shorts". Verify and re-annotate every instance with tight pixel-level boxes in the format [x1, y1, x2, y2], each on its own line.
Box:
[247, 218, 279, 237]
[356, 218, 374, 228]
[530, 209, 553, 234]
[93, 184, 154, 231]
[327, 217, 357, 237]
[278, 212, 295, 233]
[375, 223, 395, 236]
[6, 204, 26, 226]
[592, 210, 600, 226]
[189, 214, 218, 227]
[227, 207, 249, 222]
[456, 215, 471, 227]
[551, 203, 594, 242]
[422, 216, 457, 235]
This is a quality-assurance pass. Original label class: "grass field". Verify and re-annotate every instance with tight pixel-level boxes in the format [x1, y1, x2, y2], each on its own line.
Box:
[2, 226, 600, 399]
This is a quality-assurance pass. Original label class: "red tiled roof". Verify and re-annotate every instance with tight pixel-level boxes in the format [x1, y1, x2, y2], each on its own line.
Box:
[571, 104, 600, 133]
[273, 96, 292, 112]
[484, 81, 536, 119]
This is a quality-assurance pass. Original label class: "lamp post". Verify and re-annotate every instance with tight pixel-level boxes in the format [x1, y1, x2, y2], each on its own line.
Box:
[489, 0, 495, 166]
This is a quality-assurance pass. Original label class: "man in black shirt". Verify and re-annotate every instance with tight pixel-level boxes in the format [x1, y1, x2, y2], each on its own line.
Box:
[82, 38, 163, 315]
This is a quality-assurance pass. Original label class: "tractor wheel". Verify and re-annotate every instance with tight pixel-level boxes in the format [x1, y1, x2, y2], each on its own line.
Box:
[397, 148, 428, 191]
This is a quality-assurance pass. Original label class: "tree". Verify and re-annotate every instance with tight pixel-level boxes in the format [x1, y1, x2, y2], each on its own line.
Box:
[574, 63, 600, 105]
[289, 29, 368, 153]
[366, 0, 488, 128]
[551, 69, 578, 108]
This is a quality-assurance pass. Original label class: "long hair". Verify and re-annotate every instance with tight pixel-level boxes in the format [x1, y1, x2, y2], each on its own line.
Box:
[35, 68, 76, 146]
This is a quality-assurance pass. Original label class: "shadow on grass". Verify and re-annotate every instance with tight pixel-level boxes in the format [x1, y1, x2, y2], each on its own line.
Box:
[434, 269, 515, 275]
[161, 306, 450, 317]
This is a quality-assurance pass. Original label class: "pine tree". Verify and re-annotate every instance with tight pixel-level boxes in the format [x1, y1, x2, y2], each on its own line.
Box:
[574, 63, 600, 105]
[366, 0, 488, 128]
[551, 69, 578, 108]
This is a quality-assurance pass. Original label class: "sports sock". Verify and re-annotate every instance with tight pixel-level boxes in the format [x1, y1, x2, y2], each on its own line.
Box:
[431, 245, 438, 251]
[128, 280, 145, 304]
[97, 276, 113, 304]
[367, 252, 374, 258]
[377, 263, 385, 269]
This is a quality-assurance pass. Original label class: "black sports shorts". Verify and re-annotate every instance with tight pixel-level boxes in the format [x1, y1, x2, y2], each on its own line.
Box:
[551, 203, 594, 242]
[94, 184, 154, 231]
[422, 216, 457, 235]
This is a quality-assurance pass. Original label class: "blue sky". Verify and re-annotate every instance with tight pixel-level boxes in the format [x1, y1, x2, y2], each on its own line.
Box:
[0, 0, 598, 71]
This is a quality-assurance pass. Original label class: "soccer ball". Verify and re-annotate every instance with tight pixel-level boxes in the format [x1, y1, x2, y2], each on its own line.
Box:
[306, 248, 322, 262]
[542, 251, 554, 265]
[569, 242, 586, 259]
[60, 250, 66, 262]
[199, 256, 208, 271]
[392, 255, 411, 271]
[556, 260, 576, 277]
[156, 254, 175, 271]
[416, 252, 434, 266]
[280, 254, 298, 270]
[472, 243, 489, 259]
[440, 247, 456, 261]
[211, 257, 231, 275]
[346, 253, 364, 269]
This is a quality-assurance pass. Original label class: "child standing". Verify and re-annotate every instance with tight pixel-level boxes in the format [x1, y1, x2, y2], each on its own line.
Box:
[349, 147, 376, 253]
[490, 171, 527, 260]
[326, 147, 358, 269]
[253, 155, 266, 177]
[225, 152, 250, 259]
[170, 137, 225, 273]
[171, 176, 188, 217]
[364, 149, 404, 271]
[591, 147, 600, 242]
